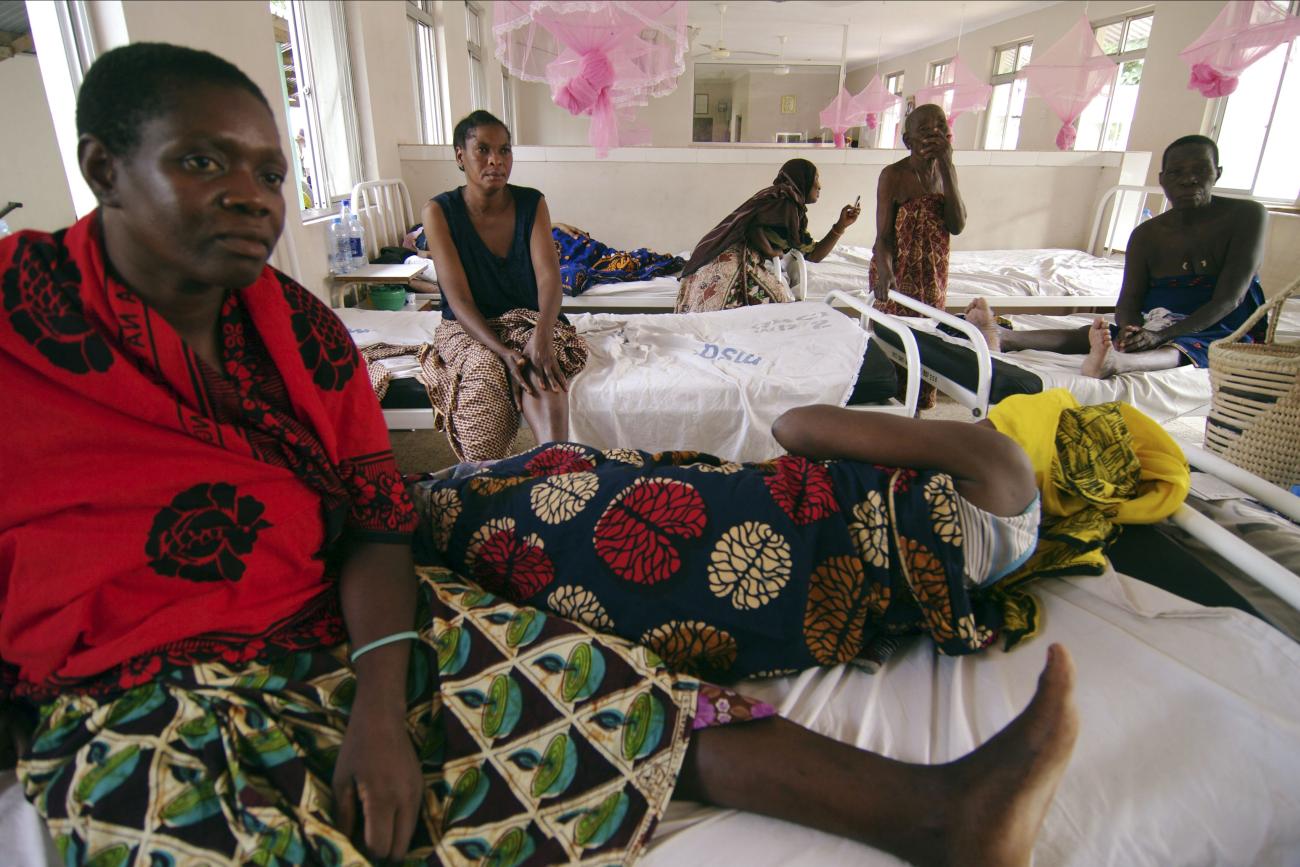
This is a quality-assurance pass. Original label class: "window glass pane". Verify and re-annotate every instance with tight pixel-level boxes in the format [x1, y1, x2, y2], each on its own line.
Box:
[996, 48, 1016, 76]
[1016, 42, 1033, 70]
[1073, 86, 1109, 151]
[1094, 21, 1123, 55]
[1253, 40, 1300, 199]
[1124, 14, 1153, 52]
[465, 5, 479, 47]
[1217, 42, 1287, 190]
[985, 82, 1011, 148]
[1100, 58, 1143, 151]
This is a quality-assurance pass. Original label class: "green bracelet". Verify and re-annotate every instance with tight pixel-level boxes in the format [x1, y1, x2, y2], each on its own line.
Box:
[349, 630, 419, 664]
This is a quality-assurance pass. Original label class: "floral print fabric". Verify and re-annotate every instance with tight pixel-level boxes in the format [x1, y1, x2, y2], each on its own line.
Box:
[18, 567, 702, 866]
[674, 241, 795, 314]
[415, 444, 1011, 682]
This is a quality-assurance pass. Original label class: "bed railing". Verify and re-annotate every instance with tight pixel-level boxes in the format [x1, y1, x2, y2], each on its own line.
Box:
[1087, 184, 1262, 258]
[349, 179, 418, 260]
[877, 290, 994, 418]
[825, 290, 921, 417]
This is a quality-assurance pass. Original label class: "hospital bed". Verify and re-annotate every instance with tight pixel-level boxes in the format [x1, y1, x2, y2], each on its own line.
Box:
[791, 184, 1266, 312]
[339, 297, 919, 462]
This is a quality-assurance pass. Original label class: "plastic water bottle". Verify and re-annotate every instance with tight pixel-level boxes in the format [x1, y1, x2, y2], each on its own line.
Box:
[1140, 207, 1153, 222]
[346, 206, 367, 272]
[0, 217, 11, 240]
[327, 217, 350, 274]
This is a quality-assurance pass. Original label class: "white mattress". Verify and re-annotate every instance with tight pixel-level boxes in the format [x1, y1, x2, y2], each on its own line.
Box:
[811, 246, 1125, 301]
[7, 568, 1297, 866]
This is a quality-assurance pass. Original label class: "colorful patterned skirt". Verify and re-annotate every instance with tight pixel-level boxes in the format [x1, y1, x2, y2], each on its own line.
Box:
[16, 567, 766, 866]
[674, 242, 795, 314]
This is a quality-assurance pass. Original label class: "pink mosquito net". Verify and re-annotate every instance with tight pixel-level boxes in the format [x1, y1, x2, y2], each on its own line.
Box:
[850, 74, 903, 132]
[1022, 15, 1117, 150]
[819, 87, 868, 148]
[1180, 0, 1300, 98]
[493, 1, 689, 157]
[914, 55, 992, 126]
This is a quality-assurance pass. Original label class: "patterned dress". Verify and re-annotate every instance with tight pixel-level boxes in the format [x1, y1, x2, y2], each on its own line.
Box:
[871, 193, 951, 409]
[415, 443, 1014, 683]
[673, 241, 795, 314]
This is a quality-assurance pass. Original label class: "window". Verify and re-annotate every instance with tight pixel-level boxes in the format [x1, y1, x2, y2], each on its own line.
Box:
[271, 0, 361, 214]
[928, 58, 953, 86]
[984, 39, 1032, 150]
[407, 0, 448, 144]
[1212, 0, 1300, 202]
[465, 1, 487, 110]
[877, 71, 904, 148]
[1074, 11, 1152, 151]
[501, 71, 517, 131]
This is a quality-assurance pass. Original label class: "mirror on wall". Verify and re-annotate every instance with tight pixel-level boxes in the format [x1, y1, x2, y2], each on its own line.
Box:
[692, 63, 842, 144]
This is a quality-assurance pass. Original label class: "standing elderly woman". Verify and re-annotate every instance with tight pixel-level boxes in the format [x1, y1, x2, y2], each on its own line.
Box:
[420, 111, 587, 462]
[674, 158, 861, 313]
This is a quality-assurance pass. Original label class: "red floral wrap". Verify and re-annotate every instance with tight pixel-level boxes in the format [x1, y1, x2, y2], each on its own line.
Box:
[0, 213, 416, 700]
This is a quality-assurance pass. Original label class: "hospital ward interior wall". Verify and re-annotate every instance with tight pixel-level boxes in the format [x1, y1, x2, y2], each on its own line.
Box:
[399, 145, 1121, 255]
[0, 54, 77, 233]
[843, 0, 1223, 186]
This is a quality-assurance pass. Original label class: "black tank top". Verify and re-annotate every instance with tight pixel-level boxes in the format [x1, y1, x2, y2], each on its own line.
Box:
[432, 185, 542, 320]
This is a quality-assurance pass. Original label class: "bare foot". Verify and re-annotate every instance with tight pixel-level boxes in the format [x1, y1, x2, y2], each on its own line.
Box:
[1079, 318, 1116, 379]
[964, 298, 1002, 351]
[915, 644, 1079, 867]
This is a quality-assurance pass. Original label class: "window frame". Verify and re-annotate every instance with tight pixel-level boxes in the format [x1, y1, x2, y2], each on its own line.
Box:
[928, 57, 953, 87]
[1207, 0, 1300, 204]
[464, 1, 487, 110]
[875, 70, 905, 148]
[1074, 10, 1153, 152]
[273, 0, 363, 220]
[983, 38, 1033, 150]
[407, 0, 449, 144]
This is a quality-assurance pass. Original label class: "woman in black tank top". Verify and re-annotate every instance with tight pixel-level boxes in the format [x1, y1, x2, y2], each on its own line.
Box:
[418, 112, 588, 462]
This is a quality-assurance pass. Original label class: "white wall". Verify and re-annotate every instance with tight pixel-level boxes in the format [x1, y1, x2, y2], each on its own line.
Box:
[0, 54, 77, 233]
[742, 68, 840, 143]
[401, 144, 1122, 255]
[843, 0, 1222, 186]
[512, 72, 693, 147]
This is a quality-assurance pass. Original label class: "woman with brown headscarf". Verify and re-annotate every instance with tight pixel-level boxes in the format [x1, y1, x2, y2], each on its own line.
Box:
[674, 158, 860, 313]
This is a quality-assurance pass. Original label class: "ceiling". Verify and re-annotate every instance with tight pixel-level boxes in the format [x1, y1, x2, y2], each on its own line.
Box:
[0, 0, 28, 36]
[686, 0, 1064, 69]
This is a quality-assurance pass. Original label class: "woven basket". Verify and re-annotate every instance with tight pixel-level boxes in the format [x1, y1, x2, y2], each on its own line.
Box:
[1203, 277, 1299, 488]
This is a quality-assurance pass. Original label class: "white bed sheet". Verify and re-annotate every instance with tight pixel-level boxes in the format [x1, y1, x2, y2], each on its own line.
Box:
[337, 303, 871, 462]
[567, 302, 869, 462]
[644, 568, 1300, 867]
[812, 246, 1125, 301]
[6, 569, 1297, 866]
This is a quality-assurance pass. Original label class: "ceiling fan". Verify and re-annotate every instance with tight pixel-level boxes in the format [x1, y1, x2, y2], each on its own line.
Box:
[692, 3, 779, 61]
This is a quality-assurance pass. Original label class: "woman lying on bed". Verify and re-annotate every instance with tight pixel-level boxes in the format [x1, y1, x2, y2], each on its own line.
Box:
[675, 159, 861, 313]
[417, 406, 1043, 679]
[0, 41, 1080, 867]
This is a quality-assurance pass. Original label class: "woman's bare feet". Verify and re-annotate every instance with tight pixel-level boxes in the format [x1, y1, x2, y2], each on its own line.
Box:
[964, 298, 1003, 351]
[929, 644, 1080, 867]
[1079, 318, 1117, 378]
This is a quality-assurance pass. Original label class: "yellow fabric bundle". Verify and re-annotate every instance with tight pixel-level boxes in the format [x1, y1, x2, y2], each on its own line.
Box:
[984, 389, 1190, 647]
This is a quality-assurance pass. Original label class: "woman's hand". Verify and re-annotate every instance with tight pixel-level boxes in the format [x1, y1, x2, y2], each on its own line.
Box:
[525, 329, 567, 393]
[835, 202, 862, 233]
[332, 705, 424, 862]
[873, 258, 896, 303]
[498, 348, 539, 400]
[1117, 325, 1164, 353]
[920, 130, 954, 164]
